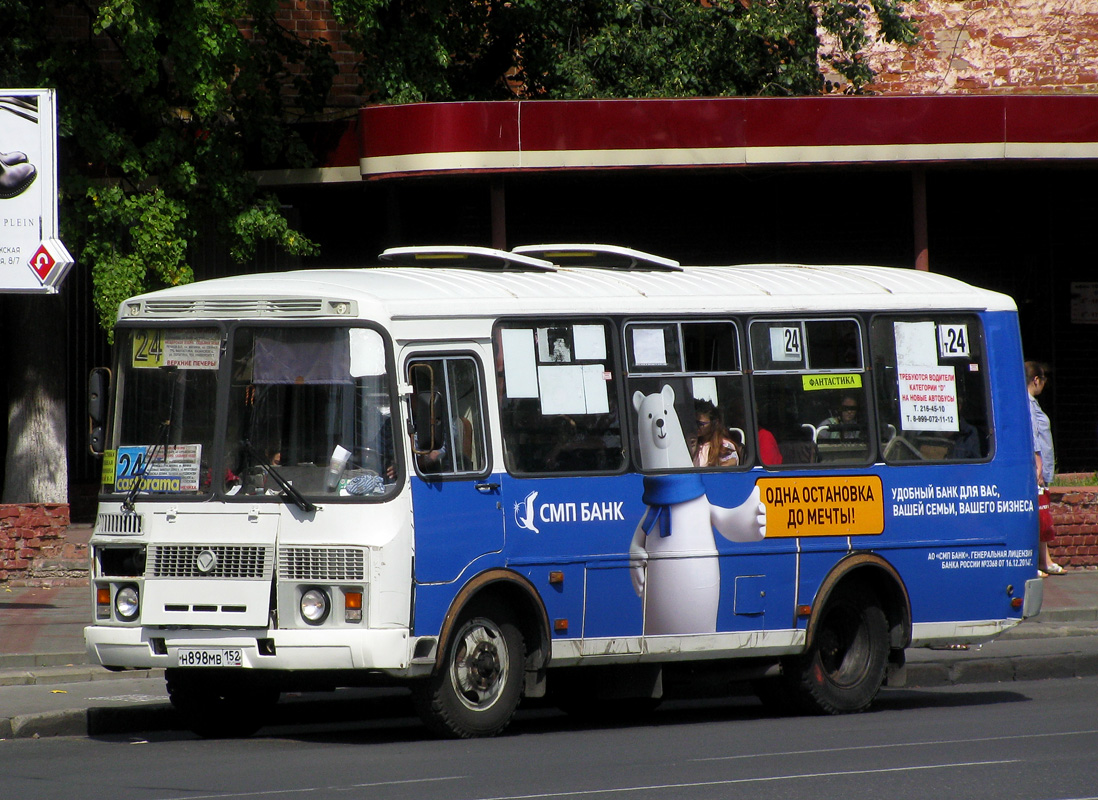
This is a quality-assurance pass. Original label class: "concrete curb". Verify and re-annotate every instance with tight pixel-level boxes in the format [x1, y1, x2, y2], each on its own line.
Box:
[904, 651, 1098, 688]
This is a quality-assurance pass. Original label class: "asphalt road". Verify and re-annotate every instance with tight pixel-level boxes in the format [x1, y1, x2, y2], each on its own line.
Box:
[3, 675, 1098, 800]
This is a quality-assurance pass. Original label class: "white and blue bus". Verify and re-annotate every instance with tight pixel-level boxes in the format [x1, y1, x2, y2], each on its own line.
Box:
[85, 244, 1042, 738]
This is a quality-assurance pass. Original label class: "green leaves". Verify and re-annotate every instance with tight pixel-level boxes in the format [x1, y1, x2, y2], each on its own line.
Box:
[332, 0, 917, 102]
[1, 1, 332, 335]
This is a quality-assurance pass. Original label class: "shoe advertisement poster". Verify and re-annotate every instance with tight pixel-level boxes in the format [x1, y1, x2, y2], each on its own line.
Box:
[0, 88, 73, 293]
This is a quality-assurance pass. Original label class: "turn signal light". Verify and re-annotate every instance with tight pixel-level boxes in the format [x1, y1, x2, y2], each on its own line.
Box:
[1011, 597, 1023, 610]
[96, 586, 111, 619]
[344, 591, 363, 623]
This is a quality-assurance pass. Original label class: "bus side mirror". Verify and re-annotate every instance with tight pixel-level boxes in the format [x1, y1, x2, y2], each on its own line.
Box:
[88, 367, 111, 455]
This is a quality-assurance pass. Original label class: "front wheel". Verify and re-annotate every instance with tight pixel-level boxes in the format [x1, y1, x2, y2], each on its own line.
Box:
[789, 586, 888, 715]
[412, 606, 525, 738]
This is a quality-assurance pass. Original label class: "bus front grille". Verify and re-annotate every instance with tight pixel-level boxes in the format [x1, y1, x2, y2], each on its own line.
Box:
[278, 547, 366, 581]
[147, 545, 272, 579]
[96, 512, 144, 535]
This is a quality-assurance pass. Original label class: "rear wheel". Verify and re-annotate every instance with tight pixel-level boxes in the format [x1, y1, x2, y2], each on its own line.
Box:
[412, 605, 525, 738]
[166, 669, 280, 739]
[790, 586, 888, 714]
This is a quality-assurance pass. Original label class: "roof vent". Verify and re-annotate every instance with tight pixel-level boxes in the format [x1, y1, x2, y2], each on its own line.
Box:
[512, 244, 682, 272]
[378, 246, 557, 272]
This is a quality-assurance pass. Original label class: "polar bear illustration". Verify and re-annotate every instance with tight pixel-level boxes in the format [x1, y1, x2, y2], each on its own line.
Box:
[629, 384, 766, 635]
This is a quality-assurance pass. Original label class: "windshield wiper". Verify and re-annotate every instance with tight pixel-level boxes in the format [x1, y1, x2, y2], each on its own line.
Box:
[122, 366, 177, 512]
[241, 440, 317, 513]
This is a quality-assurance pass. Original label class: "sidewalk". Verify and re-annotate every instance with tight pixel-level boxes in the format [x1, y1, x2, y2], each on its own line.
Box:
[3, 571, 1098, 739]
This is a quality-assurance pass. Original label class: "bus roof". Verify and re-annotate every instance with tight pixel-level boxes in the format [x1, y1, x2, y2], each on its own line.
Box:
[119, 257, 1017, 324]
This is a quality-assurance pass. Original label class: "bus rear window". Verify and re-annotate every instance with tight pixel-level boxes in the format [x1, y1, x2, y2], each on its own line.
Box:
[871, 316, 991, 462]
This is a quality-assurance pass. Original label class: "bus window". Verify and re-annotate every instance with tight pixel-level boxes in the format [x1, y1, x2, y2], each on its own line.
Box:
[495, 320, 624, 475]
[406, 355, 489, 477]
[749, 318, 871, 466]
[624, 320, 746, 470]
[107, 327, 221, 495]
[225, 326, 399, 498]
[872, 315, 991, 462]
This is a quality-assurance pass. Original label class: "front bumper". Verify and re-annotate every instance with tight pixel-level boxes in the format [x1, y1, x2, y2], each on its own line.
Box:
[85, 624, 413, 674]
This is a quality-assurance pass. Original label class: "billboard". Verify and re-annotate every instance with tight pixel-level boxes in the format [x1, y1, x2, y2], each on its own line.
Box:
[1, 89, 73, 292]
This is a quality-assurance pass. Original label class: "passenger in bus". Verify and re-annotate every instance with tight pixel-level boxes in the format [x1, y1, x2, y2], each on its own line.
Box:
[692, 399, 739, 467]
[758, 427, 782, 465]
[949, 397, 983, 460]
[755, 407, 784, 465]
[413, 390, 449, 473]
[817, 394, 865, 441]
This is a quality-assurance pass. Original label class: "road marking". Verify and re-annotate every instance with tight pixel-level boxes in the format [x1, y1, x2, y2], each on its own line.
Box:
[470, 760, 1018, 799]
[691, 728, 1098, 762]
[153, 776, 464, 800]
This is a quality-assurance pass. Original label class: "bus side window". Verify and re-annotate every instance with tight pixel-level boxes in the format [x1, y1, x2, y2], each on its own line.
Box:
[623, 319, 746, 471]
[872, 316, 991, 463]
[406, 356, 489, 478]
[495, 321, 624, 475]
[749, 318, 871, 467]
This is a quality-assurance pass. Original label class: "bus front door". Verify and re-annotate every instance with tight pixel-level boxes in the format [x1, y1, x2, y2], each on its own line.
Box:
[405, 352, 504, 585]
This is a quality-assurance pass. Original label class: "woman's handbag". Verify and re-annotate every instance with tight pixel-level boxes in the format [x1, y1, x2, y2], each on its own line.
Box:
[1038, 487, 1057, 543]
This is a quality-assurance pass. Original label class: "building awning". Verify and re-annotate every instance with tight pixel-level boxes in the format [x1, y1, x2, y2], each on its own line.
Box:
[259, 95, 1098, 186]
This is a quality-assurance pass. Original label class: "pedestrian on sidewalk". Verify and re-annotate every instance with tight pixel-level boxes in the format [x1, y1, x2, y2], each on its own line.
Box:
[1027, 360, 1062, 576]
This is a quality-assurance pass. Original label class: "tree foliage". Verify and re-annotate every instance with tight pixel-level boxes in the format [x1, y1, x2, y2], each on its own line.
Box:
[0, 0, 336, 334]
[332, 0, 917, 102]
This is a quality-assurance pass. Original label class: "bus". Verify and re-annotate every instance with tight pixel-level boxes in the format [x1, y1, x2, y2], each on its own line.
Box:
[85, 244, 1043, 738]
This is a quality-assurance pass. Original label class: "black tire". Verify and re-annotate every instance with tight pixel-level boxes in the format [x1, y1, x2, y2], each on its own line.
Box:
[412, 606, 525, 738]
[166, 669, 279, 739]
[790, 586, 888, 715]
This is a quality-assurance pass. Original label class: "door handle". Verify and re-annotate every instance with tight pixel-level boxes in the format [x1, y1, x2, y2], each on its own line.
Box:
[475, 482, 501, 494]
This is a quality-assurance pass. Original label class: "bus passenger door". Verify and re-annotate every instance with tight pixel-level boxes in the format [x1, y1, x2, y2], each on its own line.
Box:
[403, 351, 504, 584]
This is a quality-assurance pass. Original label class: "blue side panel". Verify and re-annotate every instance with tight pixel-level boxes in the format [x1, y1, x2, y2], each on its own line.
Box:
[584, 561, 642, 637]
[410, 477, 505, 585]
[411, 310, 1038, 645]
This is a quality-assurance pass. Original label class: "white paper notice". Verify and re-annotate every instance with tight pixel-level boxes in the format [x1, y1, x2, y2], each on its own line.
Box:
[897, 366, 959, 432]
[894, 321, 938, 367]
[538, 365, 588, 415]
[502, 328, 539, 398]
[632, 328, 667, 367]
[573, 325, 607, 360]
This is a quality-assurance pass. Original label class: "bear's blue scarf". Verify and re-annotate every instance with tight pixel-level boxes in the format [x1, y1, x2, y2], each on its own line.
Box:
[640, 474, 706, 537]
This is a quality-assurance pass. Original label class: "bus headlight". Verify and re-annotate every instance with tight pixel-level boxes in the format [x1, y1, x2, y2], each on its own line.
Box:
[115, 584, 140, 621]
[300, 588, 330, 625]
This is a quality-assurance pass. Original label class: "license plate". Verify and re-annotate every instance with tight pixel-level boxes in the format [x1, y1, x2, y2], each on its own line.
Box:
[176, 647, 243, 667]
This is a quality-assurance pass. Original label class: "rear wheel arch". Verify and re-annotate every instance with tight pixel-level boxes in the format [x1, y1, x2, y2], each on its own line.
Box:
[807, 553, 912, 653]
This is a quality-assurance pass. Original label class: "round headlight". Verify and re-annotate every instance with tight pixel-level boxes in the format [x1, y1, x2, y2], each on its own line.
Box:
[300, 588, 330, 625]
[115, 585, 140, 621]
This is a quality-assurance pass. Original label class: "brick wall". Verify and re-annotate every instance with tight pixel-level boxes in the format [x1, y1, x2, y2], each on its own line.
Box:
[270, 0, 363, 109]
[1049, 486, 1098, 568]
[866, 0, 1098, 94]
[0, 504, 86, 587]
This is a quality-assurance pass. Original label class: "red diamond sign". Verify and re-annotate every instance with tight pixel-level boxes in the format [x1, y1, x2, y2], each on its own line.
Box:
[24, 238, 73, 290]
[29, 243, 54, 281]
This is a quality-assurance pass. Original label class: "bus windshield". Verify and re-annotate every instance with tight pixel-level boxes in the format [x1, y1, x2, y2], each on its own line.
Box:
[101, 325, 399, 502]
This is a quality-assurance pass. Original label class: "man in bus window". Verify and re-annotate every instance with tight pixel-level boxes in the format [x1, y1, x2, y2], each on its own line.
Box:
[818, 393, 866, 441]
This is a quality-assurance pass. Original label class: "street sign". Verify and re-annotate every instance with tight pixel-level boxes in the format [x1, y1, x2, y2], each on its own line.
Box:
[1, 89, 73, 293]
